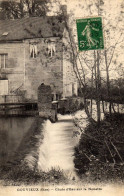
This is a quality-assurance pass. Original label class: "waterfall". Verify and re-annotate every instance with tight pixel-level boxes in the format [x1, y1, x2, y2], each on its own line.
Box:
[37, 114, 80, 179]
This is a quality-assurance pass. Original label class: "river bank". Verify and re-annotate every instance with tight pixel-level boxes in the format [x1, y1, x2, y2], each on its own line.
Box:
[0, 117, 68, 185]
[74, 112, 124, 184]
[0, 114, 81, 186]
[0, 109, 123, 186]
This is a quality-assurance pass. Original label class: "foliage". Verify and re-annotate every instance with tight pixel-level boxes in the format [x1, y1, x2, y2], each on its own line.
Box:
[0, 0, 48, 19]
[74, 113, 124, 183]
[0, 162, 67, 185]
[53, 0, 124, 123]
[80, 78, 124, 104]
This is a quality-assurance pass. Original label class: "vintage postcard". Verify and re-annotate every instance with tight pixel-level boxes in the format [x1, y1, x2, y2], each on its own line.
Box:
[0, 0, 124, 196]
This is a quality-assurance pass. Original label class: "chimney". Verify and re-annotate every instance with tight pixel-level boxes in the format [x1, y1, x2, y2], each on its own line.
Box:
[60, 5, 67, 16]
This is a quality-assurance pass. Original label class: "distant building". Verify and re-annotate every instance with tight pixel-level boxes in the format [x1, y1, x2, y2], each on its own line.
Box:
[0, 15, 77, 103]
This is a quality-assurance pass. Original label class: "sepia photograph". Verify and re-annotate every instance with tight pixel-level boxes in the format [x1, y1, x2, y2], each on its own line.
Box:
[0, 0, 124, 195]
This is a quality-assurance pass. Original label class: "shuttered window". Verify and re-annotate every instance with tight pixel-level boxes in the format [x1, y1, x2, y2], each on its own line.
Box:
[47, 42, 56, 57]
[30, 44, 38, 58]
[0, 80, 8, 95]
[0, 54, 8, 68]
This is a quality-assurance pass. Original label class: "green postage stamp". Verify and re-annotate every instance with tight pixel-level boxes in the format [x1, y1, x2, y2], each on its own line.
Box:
[76, 17, 104, 51]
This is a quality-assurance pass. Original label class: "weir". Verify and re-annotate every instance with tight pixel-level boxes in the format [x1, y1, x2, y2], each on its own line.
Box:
[0, 102, 38, 116]
[37, 114, 80, 179]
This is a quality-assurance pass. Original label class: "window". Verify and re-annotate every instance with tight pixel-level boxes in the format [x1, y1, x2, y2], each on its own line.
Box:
[0, 54, 8, 68]
[0, 80, 8, 95]
[2, 32, 8, 36]
[47, 42, 56, 57]
[30, 44, 38, 58]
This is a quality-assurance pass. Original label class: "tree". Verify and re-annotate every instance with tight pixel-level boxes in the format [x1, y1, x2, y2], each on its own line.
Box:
[57, 0, 124, 124]
[77, 0, 123, 119]
[0, 0, 48, 19]
[58, 5, 96, 124]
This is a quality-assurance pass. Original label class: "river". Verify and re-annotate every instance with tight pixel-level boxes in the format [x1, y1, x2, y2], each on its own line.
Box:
[0, 117, 36, 166]
[1, 102, 123, 183]
[0, 114, 83, 181]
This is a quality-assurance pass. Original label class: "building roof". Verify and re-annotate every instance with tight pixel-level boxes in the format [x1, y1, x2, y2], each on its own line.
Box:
[0, 16, 65, 42]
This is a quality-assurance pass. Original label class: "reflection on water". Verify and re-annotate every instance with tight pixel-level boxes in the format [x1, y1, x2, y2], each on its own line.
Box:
[0, 117, 35, 166]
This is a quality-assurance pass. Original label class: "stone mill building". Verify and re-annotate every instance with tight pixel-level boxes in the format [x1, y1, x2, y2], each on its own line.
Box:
[0, 11, 78, 104]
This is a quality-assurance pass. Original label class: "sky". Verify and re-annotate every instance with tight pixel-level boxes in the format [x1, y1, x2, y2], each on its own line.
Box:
[48, 0, 124, 80]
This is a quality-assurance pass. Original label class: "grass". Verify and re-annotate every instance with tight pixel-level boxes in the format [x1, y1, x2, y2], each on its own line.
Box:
[0, 163, 68, 185]
[74, 113, 124, 184]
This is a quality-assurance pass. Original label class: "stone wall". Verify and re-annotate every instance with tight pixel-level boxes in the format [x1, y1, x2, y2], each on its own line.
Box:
[0, 42, 25, 97]
[62, 29, 78, 98]
[38, 84, 57, 122]
[24, 38, 63, 101]
[0, 34, 78, 103]
[57, 97, 84, 114]
[0, 39, 63, 101]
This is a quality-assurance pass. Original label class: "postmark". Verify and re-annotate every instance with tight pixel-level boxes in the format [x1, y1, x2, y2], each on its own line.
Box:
[76, 17, 104, 51]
